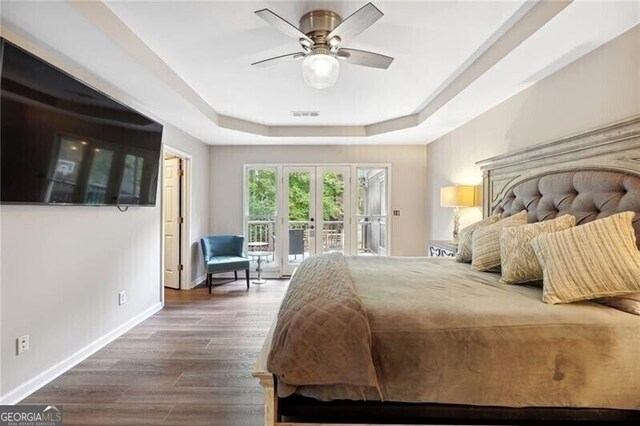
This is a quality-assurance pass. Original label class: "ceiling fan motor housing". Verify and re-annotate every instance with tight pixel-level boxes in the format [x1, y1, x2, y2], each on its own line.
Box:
[299, 10, 342, 48]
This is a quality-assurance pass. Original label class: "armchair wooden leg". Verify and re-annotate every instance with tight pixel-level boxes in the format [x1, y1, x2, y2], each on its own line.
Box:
[234, 271, 238, 281]
[245, 269, 250, 290]
[208, 273, 212, 294]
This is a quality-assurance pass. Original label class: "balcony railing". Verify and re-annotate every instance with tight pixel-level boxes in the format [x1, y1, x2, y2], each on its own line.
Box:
[247, 219, 275, 247]
[357, 216, 386, 255]
[247, 219, 346, 252]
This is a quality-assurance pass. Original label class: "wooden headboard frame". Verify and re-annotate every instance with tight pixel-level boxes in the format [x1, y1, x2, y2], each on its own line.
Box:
[476, 115, 640, 218]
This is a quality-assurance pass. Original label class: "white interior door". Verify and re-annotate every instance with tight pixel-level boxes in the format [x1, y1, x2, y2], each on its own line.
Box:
[281, 166, 352, 275]
[163, 157, 181, 289]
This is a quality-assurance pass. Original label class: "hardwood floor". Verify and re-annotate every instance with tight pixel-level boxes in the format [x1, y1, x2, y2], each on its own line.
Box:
[21, 279, 288, 425]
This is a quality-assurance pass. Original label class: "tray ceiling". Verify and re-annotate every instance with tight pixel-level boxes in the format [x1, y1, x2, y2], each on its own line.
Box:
[1, 1, 638, 145]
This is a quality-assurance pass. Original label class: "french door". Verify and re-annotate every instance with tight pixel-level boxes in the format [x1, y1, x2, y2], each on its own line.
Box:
[245, 164, 389, 276]
[282, 166, 351, 275]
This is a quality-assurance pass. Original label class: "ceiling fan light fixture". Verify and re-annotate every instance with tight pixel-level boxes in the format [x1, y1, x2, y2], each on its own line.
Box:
[302, 53, 339, 89]
[253, 4, 393, 83]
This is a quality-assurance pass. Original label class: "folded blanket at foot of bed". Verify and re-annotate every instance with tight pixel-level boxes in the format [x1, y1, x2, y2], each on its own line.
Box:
[267, 252, 380, 398]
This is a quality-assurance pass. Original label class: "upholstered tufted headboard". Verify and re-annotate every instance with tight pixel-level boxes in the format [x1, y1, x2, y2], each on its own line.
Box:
[477, 115, 640, 248]
[493, 170, 640, 247]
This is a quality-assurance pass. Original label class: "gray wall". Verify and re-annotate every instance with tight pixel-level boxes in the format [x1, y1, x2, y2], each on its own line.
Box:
[0, 124, 209, 402]
[162, 126, 211, 287]
[209, 145, 428, 257]
[426, 25, 640, 241]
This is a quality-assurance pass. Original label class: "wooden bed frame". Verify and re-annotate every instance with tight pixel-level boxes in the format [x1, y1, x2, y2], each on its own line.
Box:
[253, 115, 640, 425]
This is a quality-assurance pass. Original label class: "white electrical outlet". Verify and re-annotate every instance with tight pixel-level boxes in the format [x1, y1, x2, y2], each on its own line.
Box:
[118, 291, 126, 306]
[17, 335, 29, 355]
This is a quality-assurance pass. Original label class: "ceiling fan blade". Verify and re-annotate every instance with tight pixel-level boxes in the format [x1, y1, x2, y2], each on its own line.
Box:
[327, 3, 383, 44]
[251, 52, 306, 68]
[254, 9, 312, 44]
[337, 48, 393, 69]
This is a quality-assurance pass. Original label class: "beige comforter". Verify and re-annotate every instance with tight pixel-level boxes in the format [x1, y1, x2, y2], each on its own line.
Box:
[267, 253, 380, 397]
[274, 255, 640, 409]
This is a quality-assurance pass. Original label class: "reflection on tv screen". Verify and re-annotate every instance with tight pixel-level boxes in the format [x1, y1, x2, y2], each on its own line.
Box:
[0, 39, 163, 206]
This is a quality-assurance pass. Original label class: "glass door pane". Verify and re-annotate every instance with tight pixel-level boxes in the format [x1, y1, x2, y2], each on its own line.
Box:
[246, 168, 277, 267]
[317, 167, 351, 255]
[283, 167, 316, 275]
[356, 168, 387, 256]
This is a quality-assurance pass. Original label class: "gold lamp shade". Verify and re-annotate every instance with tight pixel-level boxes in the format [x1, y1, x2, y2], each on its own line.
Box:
[440, 185, 478, 246]
[440, 185, 476, 208]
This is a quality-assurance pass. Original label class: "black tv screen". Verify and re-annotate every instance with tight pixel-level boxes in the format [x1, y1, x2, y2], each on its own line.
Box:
[1, 39, 163, 206]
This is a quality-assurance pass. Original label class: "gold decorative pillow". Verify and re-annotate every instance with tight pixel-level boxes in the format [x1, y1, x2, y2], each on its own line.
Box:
[597, 292, 640, 316]
[531, 212, 640, 304]
[454, 214, 502, 263]
[499, 215, 576, 285]
[471, 210, 528, 271]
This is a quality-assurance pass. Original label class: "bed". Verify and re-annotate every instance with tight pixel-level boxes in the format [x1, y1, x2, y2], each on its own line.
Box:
[253, 115, 640, 425]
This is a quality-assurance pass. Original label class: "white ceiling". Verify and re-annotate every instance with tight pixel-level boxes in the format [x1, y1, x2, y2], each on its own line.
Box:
[1, 1, 639, 145]
[104, 0, 525, 126]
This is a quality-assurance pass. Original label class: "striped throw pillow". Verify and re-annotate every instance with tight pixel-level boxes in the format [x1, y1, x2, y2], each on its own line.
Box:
[531, 212, 640, 304]
[499, 215, 576, 285]
[471, 210, 528, 271]
[454, 214, 502, 263]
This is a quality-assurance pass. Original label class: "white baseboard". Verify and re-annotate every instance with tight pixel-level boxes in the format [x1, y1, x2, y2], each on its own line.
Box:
[0, 302, 163, 405]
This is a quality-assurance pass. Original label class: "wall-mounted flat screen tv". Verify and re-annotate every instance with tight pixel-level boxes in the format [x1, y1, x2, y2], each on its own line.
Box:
[1, 38, 163, 206]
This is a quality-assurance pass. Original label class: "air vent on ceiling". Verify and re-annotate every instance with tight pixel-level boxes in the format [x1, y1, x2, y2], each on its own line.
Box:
[292, 111, 319, 117]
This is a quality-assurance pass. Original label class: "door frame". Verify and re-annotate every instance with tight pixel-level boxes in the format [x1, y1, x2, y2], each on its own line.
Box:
[163, 156, 182, 290]
[351, 164, 392, 257]
[243, 163, 391, 278]
[160, 145, 192, 303]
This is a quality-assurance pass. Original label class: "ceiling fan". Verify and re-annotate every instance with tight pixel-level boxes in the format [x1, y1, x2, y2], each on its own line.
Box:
[252, 2, 394, 89]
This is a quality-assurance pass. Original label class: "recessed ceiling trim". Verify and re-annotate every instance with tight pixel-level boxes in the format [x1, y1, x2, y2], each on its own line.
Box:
[269, 126, 367, 138]
[415, 0, 573, 126]
[70, 0, 571, 140]
[70, 1, 221, 124]
[366, 114, 420, 137]
[411, 1, 537, 116]
[218, 115, 269, 137]
[415, 0, 573, 123]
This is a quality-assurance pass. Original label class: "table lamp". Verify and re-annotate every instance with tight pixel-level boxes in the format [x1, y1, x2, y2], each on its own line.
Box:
[440, 185, 477, 245]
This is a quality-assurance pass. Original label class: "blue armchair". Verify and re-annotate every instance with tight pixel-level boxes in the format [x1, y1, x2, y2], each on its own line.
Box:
[200, 235, 250, 293]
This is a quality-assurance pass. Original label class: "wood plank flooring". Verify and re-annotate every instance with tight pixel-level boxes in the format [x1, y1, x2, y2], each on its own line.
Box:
[21, 279, 288, 425]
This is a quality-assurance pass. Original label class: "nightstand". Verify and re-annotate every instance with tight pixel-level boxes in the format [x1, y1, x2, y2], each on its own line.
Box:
[428, 240, 458, 257]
